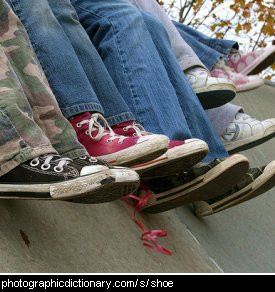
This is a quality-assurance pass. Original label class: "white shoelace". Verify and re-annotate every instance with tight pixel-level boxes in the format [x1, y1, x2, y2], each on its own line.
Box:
[31, 155, 72, 172]
[123, 123, 147, 137]
[78, 113, 127, 144]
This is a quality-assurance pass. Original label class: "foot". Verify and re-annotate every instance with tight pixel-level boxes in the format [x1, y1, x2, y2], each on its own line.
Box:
[193, 161, 275, 217]
[221, 112, 275, 153]
[185, 66, 236, 109]
[112, 121, 209, 178]
[228, 46, 275, 75]
[0, 154, 140, 203]
[139, 154, 249, 214]
[69, 113, 169, 166]
[211, 60, 264, 92]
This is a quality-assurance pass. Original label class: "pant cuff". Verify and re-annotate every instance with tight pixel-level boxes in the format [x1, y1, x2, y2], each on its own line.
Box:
[106, 112, 136, 126]
[0, 145, 56, 177]
[62, 148, 88, 160]
[61, 102, 104, 119]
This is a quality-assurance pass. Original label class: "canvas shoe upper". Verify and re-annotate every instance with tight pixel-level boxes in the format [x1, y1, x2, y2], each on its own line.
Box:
[221, 112, 275, 153]
[0, 154, 140, 202]
[112, 121, 208, 178]
[211, 59, 264, 92]
[70, 113, 169, 166]
[185, 67, 236, 109]
[228, 46, 275, 75]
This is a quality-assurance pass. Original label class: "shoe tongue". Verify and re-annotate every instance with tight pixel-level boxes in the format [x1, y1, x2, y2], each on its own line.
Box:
[113, 121, 134, 129]
[112, 120, 135, 136]
[70, 112, 92, 123]
[169, 140, 184, 149]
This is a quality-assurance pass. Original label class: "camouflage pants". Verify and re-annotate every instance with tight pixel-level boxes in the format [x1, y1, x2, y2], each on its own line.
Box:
[0, 0, 87, 176]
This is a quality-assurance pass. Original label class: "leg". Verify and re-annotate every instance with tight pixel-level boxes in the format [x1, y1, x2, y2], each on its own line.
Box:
[0, 47, 56, 176]
[47, 0, 134, 125]
[1, 2, 87, 158]
[173, 21, 238, 56]
[128, 0, 206, 71]
[72, 0, 196, 140]
[6, 0, 104, 118]
[140, 11, 228, 160]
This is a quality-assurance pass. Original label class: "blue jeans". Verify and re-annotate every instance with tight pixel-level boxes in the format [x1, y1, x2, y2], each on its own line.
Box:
[173, 21, 238, 70]
[6, 0, 135, 125]
[71, 0, 228, 161]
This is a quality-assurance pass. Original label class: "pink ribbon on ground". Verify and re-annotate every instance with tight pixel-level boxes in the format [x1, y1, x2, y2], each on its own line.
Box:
[121, 186, 172, 256]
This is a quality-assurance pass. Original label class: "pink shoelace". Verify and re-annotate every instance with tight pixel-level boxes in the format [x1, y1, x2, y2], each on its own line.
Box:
[121, 185, 172, 256]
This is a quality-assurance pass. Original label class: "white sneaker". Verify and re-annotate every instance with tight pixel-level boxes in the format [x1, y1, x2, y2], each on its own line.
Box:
[185, 67, 236, 109]
[221, 112, 275, 153]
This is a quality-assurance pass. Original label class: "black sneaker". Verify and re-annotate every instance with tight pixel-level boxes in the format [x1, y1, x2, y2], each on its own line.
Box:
[69, 155, 141, 203]
[193, 161, 275, 217]
[139, 154, 249, 214]
[0, 154, 140, 203]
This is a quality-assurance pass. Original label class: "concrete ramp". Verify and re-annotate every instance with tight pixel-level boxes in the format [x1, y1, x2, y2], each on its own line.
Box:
[0, 199, 221, 273]
[0, 83, 274, 273]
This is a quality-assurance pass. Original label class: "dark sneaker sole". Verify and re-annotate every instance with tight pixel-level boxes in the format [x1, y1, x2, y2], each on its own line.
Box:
[227, 132, 275, 154]
[197, 89, 236, 110]
[194, 161, 275, 217]
[0, 170, 139, 203]
[141, 154, 249, 214]
[68, 180, 139, 204]
[136, 149, 208, 180]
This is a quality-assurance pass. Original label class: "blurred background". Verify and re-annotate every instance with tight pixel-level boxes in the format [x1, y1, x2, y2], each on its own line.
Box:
[158, 0, 275, 80]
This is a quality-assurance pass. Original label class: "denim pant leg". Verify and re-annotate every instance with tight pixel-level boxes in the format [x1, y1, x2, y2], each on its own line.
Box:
[72, 0, 193, 140]
[173, 21, 238, 70]
[173, 21, 238, 54]
[6, 0, 104, 118]
[142, 13, 228, 161]
[128, 0, 206, 71]
[47, 0, 134, 125]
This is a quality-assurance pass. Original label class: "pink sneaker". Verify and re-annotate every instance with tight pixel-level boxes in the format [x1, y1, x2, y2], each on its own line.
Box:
[70, 113, 169, 166]
[112, 121, 209, 179]
[228, 46, 275, 75]
[211, 60, 264, 92]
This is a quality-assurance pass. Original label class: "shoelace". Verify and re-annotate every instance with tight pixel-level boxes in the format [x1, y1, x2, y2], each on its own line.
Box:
[121, 185, 172, 256]
[30, 155, 72, 172]
[78, 113, 127, 143]
[123, 123, 146, 137]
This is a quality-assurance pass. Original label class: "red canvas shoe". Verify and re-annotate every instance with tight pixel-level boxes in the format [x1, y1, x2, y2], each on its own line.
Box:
[69, 113, 169, 167]
[112, 121, 209, 179]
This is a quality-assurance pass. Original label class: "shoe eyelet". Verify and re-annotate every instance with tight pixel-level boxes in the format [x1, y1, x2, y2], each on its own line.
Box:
[118, 141, 123, 144]
[41, 164, 51, 171]
[89, 157, 97, 162]
[86, 130, 89, 135]
[76, 123, 82, 128]
[54, 166, 63, 173]
[107, 139, 112, 143]
[133, 133, 137, 137]
[123, 127, 128, 132]
[79, 156, 87, 160]
[30, 159, 39, 167]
